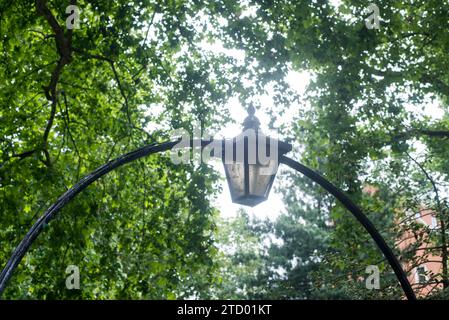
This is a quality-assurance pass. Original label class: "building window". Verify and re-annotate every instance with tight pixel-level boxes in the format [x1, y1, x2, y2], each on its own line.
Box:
[414, 211, 424, 224]
[430, 216, 438, 229]
[415, 266, 427, 284]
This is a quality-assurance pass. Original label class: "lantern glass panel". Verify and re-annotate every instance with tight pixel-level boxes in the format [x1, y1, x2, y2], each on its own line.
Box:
[248, 160, 278, 197]
[224, 162, 245, 198]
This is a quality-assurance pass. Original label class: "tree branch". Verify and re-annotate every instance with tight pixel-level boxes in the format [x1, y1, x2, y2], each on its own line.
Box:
[72, 47, 152, 140]
[416, 130, 449, 139]
[10, 150, 36, 160]
[35, 0, 76, 165]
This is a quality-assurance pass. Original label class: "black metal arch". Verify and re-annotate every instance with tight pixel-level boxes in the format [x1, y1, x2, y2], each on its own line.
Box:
[0, 140, 416, 300]
[279, 156, 416, 300]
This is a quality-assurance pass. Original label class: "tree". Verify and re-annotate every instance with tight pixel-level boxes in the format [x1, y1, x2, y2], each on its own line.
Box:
[0, 0, 249, 298]
[1, 0, 448, 300]
[206, 0, 449, 299]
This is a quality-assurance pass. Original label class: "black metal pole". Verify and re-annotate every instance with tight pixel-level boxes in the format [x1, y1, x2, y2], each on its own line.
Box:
[280, 155, 416, 300]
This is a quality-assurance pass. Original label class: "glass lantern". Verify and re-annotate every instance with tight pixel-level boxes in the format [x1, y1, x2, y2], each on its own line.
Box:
[222, 107, 292, 207]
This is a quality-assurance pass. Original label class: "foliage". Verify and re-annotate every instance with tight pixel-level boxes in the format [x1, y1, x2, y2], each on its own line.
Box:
[0, 0, 244, 299]
[206, 0, 449, 299]
[1, 0, 448, 299]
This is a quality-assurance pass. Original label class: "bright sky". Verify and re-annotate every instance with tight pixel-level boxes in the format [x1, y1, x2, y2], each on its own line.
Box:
[138, 35, 310, 221]
[144, 4, 446, 222]
[206, 67, 445, 222]
[199, 39, 310, 220]
[193, 33, 312, 221]
[141, 39, 309, 222]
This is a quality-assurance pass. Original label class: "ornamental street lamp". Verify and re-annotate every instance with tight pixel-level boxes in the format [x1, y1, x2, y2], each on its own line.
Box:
[0, 109, 416, 300]
[222, 106, 292, 207]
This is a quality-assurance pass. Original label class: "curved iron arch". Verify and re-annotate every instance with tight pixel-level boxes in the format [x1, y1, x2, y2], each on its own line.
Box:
[0, 140, 416, 300]
[279, 155, 415, 300]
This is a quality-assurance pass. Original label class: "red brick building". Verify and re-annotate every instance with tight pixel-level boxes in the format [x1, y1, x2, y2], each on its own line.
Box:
[399, 208, 443, 297]
[362, 185, 443, 297]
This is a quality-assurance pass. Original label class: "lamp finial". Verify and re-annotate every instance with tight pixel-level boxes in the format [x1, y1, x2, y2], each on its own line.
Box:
[243, 106, 260, 131]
